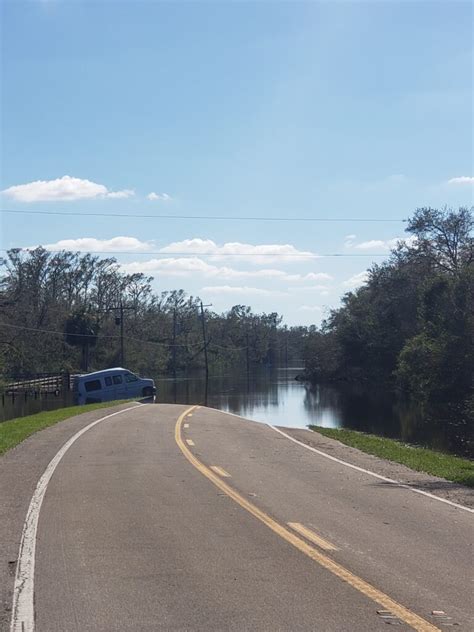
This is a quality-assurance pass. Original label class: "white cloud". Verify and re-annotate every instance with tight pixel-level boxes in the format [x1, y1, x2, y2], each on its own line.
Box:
[105, 189, 135, 199]
[299, 272, 333, 281]
[40, 237, 153, 252]
[121, 256, 332, 283]
[289, 284, 330, 293]
[298, 305, 322, 312]
[346, 236, 416, 251]
[159, 238, 316, 265]
[201, 285, 288, 297]
[2, 175, 135, 202]
[343, 271, 369, 289]
[355, 239, 399, 250]
[147, 192, 172, 201]
[447, 176, 474, 185]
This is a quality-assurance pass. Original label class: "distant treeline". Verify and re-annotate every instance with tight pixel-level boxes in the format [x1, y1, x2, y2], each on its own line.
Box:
[0, 206, 472, 423]
[303, 207, 473, 419]
[0, 249, 306, 380]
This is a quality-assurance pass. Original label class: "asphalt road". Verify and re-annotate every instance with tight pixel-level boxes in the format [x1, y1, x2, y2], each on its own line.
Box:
[5, 403, 474, 631]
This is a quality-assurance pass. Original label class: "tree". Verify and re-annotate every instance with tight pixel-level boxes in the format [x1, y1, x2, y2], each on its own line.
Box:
[65, 311, 99, 372]
[405, 206, 473, 274]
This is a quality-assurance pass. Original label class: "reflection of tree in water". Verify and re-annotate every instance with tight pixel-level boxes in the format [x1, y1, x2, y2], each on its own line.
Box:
[303, 383, 400, 437]
[396, 399, 473, 458]
[211, 369, 281, 415]
[156, 368, 283, 413]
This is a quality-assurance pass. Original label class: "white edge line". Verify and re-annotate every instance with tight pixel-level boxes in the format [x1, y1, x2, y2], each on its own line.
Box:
[10, 402, 145, 632]
[268, 425, 474, 515]
[203, 407, 473, 514]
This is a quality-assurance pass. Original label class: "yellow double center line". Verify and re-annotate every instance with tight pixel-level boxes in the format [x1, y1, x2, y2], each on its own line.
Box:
[175, 406, 440, 632]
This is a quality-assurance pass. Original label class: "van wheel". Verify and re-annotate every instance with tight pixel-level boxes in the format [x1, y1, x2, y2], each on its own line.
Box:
[142, 387, 153, 398]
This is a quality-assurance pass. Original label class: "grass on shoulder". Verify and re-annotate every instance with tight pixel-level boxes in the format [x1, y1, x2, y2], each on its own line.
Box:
[309, 426, 474, 488]
[0, 401, 134, 456]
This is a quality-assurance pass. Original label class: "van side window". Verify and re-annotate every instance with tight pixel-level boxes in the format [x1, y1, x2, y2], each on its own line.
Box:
[105, 376, 112, 386]
[113, 375, 123, 384]
[85, 379, 101, 392]
[125, 373, 138, 382]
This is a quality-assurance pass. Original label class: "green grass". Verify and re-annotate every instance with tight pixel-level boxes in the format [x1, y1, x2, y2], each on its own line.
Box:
[0, 401, 134, 455]
[309, 426, 474, 488]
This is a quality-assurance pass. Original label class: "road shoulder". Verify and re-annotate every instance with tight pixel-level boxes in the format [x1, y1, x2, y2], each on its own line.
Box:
[0, 401, 148, 632]
[277, 426, 474, 510]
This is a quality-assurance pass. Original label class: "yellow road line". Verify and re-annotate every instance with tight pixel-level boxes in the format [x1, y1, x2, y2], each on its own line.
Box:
[288, 522, 338, 551]
[187, 413, 193, 417]
[175, 406, 440, 632]
[186, 439, 195, 446]
[210, 466, 231, 478]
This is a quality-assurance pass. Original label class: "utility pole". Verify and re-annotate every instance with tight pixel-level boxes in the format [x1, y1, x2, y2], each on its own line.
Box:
[172, 308, 177, 380]
[246, 331, 250, 382]
[200, 301, 210, 382]
[119, 302, 124, 366]
[113, 301, 134, 366]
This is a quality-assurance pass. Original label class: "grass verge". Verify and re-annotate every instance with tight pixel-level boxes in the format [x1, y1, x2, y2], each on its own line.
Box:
[309, 426, 474, 488]
[0, 401, 134, 456]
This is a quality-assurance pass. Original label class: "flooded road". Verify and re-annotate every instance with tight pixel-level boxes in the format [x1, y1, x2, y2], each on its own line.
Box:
[156, 367, 472, 457]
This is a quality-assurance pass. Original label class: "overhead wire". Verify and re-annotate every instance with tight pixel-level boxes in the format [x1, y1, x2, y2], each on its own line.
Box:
[0, 248, 390, 258]
[0, 321, 249, 352]
[0, 208, 407, 223]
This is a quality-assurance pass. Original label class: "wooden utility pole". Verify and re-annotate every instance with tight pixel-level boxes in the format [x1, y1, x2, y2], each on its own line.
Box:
[200, 301, 209, 382]
[172, 308, 177, 379]
[110, 302, 134, 366]
[119, 302, 125, 366]
[246, 331, 250, 382]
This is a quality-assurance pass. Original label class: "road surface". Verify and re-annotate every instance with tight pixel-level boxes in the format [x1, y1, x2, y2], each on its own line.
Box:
[3, 403, 473, 631]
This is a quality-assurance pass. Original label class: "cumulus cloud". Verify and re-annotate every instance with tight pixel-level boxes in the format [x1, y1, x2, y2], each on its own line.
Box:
[39, 237, 153, 252]
[298, 305, 322, 312]
[288, 284, 331, 293]
[343, 271, 369, 289]
[105, 189, 135, 199]
[355, 239, 399, 250]
[121, 256, 332, 283]
[345, 236, 416, 251]
[147, 192, 172, 201]
[447, 176, 474, 185]
[159, 238, 316, 265]
[201, 285, 288, 297]
[1, 175, 135, 202]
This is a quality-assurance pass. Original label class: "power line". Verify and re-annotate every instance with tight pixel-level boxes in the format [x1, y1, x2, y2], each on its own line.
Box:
[0, 321, 249, 352]
[0, 322, 200, 347]
[0, 208, 407, 223]
[0, 248, 390, 258]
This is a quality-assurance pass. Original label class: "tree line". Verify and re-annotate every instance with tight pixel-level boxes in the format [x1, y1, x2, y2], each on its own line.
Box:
[0, 206, 471, 426]
[0, 249, 306, 381]
[303, 207, 473, 420]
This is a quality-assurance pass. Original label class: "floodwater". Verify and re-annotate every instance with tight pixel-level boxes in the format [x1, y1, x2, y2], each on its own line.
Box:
[1, 366, 471, 457]
[157, 367, 472, 458]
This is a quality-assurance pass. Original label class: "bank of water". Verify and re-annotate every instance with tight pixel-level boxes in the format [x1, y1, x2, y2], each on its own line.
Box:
[156, 367, 472, 458]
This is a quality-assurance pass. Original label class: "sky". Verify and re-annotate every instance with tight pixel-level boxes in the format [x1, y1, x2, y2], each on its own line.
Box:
[1, 0, 472, 326]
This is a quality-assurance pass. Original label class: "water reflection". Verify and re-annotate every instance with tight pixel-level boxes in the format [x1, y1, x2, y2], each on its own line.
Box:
[156, 367, 472, 457]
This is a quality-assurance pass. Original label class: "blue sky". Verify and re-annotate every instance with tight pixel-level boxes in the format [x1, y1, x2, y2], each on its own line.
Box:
[1, 0, 472, 325]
